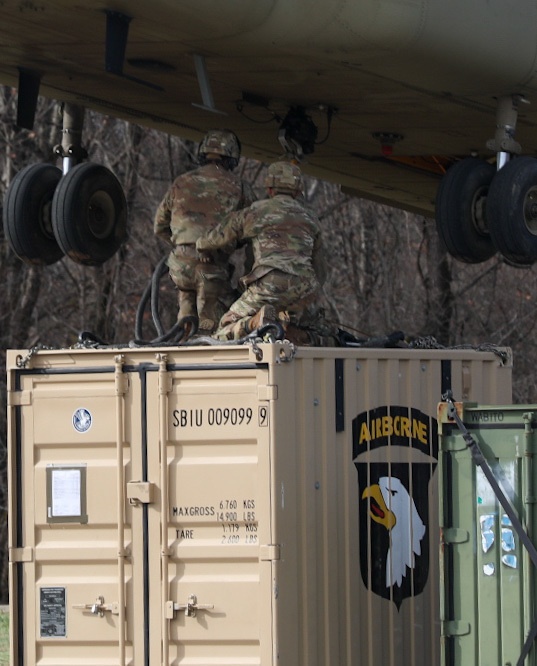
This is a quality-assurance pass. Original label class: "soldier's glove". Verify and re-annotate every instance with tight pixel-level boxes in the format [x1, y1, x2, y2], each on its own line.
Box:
[197, 250, 214, 264]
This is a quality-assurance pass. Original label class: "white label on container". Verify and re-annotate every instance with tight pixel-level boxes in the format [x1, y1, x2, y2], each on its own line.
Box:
[51, 468, 81, 517]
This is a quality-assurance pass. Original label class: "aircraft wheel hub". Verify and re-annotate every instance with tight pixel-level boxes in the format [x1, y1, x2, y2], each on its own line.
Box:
[523, 187, 537, 234]
[87, 191, 116, 239]
[471, 187, 488, 235]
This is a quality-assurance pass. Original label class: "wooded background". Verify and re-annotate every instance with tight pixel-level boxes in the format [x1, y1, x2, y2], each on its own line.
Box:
[0, 87, 536, 602]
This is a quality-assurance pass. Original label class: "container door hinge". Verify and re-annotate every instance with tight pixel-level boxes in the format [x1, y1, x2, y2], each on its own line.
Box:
[260, 544, 281, 561]
[442, 528, 469, 544]
[7, 390, 31, 407]
[258, 385, 278, 401]
[441, 436, 467, 452]
[9, 547, 33, 562]
[166, 594, 214, 619]
[126, 481, 154, 505]
[442, 620, 471, 636]
[115, 375, 129, 396]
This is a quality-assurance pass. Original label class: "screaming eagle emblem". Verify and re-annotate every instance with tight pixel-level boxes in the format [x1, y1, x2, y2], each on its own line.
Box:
[353, 406, 437, 609]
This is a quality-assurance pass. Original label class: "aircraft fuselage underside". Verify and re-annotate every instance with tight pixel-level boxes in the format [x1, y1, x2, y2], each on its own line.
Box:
[3, 1, 537, 265]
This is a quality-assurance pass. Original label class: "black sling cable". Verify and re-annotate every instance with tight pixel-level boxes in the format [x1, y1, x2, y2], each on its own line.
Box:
[335, 359, 344, 432]
[443, 391, 537, 666]
[440, 360, 454, 666]
[440, 359, 452, 397]
[443, 441, 455, 666]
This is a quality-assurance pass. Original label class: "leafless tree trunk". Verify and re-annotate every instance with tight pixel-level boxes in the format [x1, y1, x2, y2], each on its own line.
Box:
[417, 216, 454, 344]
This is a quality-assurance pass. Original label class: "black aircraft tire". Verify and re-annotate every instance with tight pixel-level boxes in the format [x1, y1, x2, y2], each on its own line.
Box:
[3, 163, 64, 265]
[435, 157, 496, 263]
[52, 162, 127, 266]
[486, 156, 537, 265]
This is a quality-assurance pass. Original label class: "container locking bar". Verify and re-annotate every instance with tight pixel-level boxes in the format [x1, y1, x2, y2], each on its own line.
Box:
[165, 594, 214, 619]
[442, 391, 537, 666]
[72, 596, 119, 617]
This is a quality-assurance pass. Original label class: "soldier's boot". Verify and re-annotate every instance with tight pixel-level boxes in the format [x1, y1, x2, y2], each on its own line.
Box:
[198, 318, 216, 335]
[177, 290, 198, 340]
[248, 305, 278, 332]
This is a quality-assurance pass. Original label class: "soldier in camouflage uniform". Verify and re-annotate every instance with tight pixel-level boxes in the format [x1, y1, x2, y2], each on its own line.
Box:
[196, 161, 332, 341]
[154, 129, 255, 338]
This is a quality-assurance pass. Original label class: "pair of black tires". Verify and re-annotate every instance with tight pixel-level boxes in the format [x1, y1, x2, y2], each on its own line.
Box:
[435, 156, 537, 266]
[3, 162, 127, 266]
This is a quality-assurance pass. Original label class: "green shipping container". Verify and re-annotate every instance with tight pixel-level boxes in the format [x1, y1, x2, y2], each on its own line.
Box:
[438, 401, 537, 666]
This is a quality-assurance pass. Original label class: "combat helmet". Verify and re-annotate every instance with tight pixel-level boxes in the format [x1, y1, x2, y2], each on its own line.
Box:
[198, 129, 241, 169]
[264, 161, 302, 195]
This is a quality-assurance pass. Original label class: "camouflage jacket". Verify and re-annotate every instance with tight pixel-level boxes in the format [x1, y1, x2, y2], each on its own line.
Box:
[154, 163, 256, 246]
[196, 193, 327, 283]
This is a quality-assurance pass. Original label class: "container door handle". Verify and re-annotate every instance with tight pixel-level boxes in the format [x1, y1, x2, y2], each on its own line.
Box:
[73, 595, 120, 617]
[166, 594, 214, 618]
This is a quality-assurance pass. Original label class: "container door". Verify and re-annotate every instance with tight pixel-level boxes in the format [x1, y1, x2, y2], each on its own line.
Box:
[9, 362, 142, 666]
[439, 404, 534, 666]
[145, 361, 275, 665]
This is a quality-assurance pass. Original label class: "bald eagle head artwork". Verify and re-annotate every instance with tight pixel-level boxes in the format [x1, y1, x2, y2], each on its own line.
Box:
[362, 475, 426, 589]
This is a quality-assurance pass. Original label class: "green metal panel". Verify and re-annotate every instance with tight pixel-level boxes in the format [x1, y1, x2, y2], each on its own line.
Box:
[438, 403, 537, 666]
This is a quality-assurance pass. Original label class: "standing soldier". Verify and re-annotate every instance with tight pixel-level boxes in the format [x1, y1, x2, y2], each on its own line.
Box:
[154, 129, 255, 338]
[196, 161, 334, 342]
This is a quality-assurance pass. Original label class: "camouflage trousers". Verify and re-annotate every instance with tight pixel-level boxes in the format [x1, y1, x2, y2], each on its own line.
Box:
[214, 268, 322, 340]
[167, 245, 237, 333]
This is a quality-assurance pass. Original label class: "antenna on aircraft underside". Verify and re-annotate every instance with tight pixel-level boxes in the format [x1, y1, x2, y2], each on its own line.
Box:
[16, 68, 40, 130]
[104, 10, 163, 92]
[192, 54, 227, 116]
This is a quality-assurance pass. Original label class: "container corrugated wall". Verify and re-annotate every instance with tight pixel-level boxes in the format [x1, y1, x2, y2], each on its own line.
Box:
[7, 343, 512, 666]
[269, 347, 512, 666]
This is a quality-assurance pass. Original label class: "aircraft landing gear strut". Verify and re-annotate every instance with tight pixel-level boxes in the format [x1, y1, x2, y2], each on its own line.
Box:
[435, 94, 537, 266]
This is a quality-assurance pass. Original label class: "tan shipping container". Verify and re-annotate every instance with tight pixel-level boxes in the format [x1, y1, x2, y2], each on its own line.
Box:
[6, 342, 512, 666]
